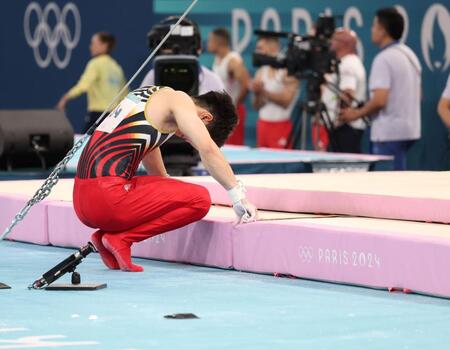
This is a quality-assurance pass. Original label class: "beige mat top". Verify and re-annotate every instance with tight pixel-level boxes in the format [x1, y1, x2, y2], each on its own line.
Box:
[2, 172, 449, 201]
[0, 178, 448, 240]
[0, 179, 75, 201]
[208, 205, 450, 240]
[186, 171, 450, 199]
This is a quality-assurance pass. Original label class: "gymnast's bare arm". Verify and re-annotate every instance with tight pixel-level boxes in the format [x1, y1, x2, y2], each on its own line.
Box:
[141, 148, 168, 177]
[145, 88, 238, 190]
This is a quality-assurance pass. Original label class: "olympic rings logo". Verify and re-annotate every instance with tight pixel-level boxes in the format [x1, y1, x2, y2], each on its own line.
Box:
[24, 2, 81, 69]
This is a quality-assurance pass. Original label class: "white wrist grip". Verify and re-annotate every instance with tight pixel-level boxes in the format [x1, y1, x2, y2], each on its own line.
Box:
[227, 180, 246, 204]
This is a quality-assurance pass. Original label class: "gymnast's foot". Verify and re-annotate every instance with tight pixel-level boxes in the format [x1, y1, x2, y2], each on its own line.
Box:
[91, 231, 120, 270]
[102, 234, 144, 272]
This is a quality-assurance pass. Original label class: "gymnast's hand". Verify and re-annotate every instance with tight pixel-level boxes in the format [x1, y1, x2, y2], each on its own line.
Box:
[233, 198, 258, 224]
[228, 180, 258, 224]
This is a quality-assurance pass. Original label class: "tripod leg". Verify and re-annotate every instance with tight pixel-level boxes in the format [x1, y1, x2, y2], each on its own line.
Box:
[289, 119, 300, 149]
[300, 108, 308, 150]
[311, 114, 323, 150]
[320, 105, 339, 152]
[287, 104, 302, 149]
[286, 121, 295, 149]
[292, 111, 305, 149]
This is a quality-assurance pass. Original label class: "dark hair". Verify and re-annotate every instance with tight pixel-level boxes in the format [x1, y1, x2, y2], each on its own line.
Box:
[96, 32, 116, 53]
[376, 8, 404, 40]
[211, 27, 231, 47]
[194, 91, 238, 147]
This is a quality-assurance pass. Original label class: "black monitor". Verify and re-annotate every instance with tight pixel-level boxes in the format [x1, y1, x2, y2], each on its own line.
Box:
[154, 55, 199, 96]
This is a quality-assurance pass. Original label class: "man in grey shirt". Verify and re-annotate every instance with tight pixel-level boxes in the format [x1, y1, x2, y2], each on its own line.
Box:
[340, 7, 421, 170]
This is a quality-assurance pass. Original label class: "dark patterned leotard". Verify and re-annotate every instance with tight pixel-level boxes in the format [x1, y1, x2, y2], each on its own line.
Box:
[77, 86, 174, 179]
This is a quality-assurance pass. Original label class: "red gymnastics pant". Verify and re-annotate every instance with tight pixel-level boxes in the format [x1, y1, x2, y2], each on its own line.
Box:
[226, 103, 246, 145]
[73, 176, 211, 246]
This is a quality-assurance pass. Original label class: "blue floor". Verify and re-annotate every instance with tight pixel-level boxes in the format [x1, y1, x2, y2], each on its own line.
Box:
[1, 241, 449, 349]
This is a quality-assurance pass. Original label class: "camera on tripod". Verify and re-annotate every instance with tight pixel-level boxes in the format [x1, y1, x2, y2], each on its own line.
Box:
[252, 14, 341, 151]
[147, 16, 202, 175]
[148, 16, 201, 96]
[253, 14, 338, 112]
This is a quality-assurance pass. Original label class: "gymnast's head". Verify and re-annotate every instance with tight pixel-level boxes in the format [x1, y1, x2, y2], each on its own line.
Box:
[192, 91, 238, 147]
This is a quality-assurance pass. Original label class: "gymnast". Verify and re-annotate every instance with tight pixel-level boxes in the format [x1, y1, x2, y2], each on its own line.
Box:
[73, 86, 258, 272]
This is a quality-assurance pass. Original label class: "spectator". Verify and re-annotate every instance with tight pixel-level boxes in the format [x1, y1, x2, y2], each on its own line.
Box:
[438, 74, 450, 129]
[208, 28, 250, 145]
[141, 17, 224, 94]
[251, 36, 299, 148]
[57, 32, 127, 133]
[322, 28, 367, 153]
[340, 7, 421, 170]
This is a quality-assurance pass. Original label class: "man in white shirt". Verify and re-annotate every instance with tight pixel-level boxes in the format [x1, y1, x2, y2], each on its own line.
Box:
[208, 28, 250, 145]
[340, 7, 421, 170]
[322, 28, 366, 153]
[438, 74, 450, 129]
[251, 36, 299, 148]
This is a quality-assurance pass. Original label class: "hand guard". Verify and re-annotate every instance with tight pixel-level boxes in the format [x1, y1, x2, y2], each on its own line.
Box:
[227, 180, 258, 224]
[232, 200, 257, 224]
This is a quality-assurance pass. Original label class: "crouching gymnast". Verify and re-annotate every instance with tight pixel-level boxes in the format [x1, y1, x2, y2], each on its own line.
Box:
[73, 86, 258, 272]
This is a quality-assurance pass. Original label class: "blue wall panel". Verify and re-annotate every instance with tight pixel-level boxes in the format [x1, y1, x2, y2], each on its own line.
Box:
[1, 0, 449, 169]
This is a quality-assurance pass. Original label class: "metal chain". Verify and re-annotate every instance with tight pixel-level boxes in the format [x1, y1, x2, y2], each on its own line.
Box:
[1, 135, 89, 240]
[1, 0, 198, 241]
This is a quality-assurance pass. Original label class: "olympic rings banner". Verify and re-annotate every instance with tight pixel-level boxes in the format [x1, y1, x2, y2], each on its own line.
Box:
[0, 0, 449, 169]
[23, 2, 81, 69]
[0, 0, 154, 134]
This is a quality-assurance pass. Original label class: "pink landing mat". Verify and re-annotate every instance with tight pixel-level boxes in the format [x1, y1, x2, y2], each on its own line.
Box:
[184, 172, 450, 224]
[47, 202, 234, 268]
[1, 177, 450, 298]
[0, 194, 48, 245]
[233, 216, 450, 298]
